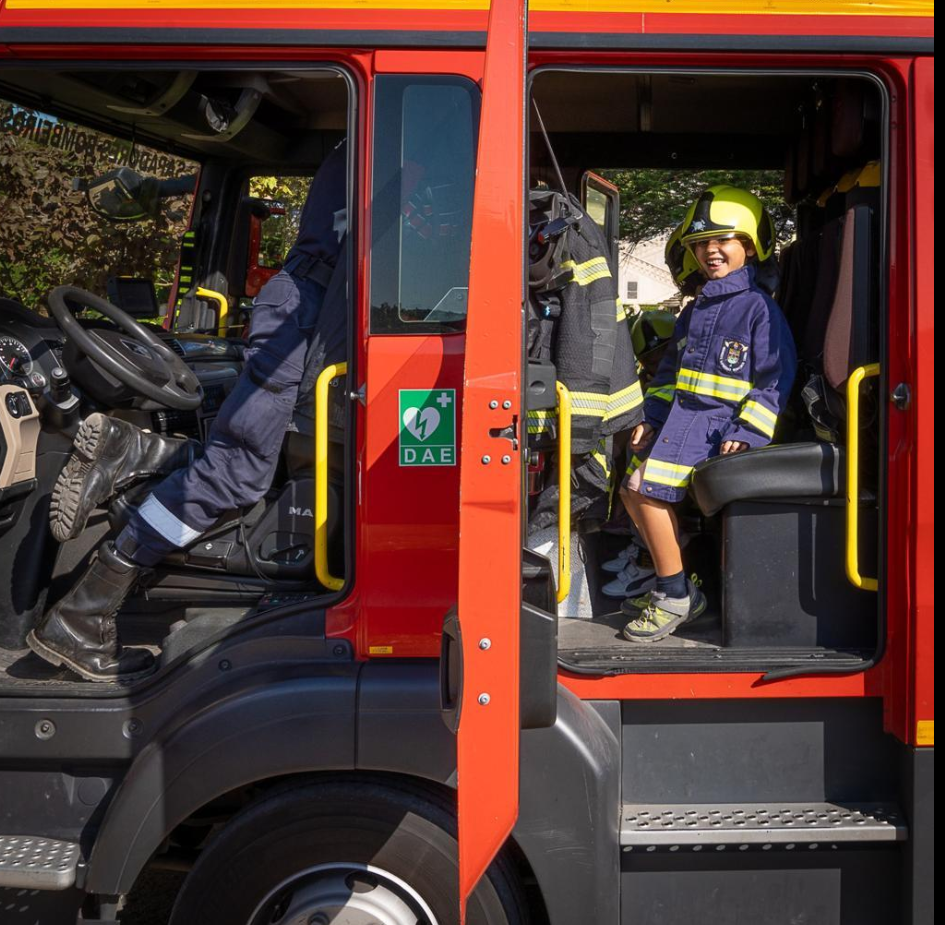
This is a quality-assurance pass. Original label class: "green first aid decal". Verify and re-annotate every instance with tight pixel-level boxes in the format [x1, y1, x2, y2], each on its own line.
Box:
[399, 389, 456, 467]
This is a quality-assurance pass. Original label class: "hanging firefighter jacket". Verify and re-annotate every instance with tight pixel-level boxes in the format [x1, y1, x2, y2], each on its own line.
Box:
[526, 191, 643, 532]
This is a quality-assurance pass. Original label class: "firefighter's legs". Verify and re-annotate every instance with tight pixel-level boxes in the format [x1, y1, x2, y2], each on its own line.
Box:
[116, 271, 326, 562]
[31, 272, 326, 682]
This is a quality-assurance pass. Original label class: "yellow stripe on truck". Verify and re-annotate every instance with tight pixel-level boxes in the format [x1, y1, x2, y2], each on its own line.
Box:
[5, 0, 933, 14]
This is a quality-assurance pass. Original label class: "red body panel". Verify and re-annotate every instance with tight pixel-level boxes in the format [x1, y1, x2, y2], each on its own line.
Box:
[909, 56, 934, 745]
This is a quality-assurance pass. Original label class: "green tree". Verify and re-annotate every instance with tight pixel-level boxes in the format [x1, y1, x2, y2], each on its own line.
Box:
[600, 168, 792, 248]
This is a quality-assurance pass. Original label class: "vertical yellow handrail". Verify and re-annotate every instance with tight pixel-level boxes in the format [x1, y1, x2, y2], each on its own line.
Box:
[846, 363, 880, 591]
[195, 287, 229, 337]
[315, 362, 347, 591]
[556, 382, 572, 604]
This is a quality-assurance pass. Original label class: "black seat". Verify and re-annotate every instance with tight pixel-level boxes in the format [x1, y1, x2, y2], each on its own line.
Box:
[690, 442, 843, 518]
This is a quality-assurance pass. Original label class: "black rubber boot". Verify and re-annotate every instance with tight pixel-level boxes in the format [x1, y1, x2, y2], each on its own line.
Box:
[50, 413, 195, 542]
[27, 541, 156, 682]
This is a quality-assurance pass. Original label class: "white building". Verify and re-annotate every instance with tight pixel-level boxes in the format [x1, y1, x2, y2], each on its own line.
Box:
[617, 234, 680, 310]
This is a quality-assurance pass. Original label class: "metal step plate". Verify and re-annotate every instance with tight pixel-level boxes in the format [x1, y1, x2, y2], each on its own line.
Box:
[0, 835, 80, 890]
[620, 802, 907, 847]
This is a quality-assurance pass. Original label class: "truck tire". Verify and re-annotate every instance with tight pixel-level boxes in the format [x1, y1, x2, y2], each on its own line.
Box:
[167, 778, 527, 925]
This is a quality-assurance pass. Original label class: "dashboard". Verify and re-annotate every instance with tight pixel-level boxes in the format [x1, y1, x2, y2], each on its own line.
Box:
[0, 299, 242, 439]
[0, 313, 67, 396]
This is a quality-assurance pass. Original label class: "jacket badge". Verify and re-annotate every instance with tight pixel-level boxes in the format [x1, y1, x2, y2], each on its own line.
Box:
[719, 339, 749, 373]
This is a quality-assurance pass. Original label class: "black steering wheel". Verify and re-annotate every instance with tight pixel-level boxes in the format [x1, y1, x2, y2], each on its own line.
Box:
[48, 286, 203, 411]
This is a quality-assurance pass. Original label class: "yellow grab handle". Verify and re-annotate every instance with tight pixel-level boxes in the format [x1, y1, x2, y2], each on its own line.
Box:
[315, 362, 347, 591]
[846, 363, 880, 591]
[556, 382, 572, 604]
[195, 287, 229, 337]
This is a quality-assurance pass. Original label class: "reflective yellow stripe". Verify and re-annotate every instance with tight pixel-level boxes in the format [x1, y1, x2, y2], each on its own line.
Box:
[568, 391, 608, 417]
[678, 367, 752, 403]
[646, 384, 675, 403]
[625, 454, 644, 477]
[738, 406, 775, 438]
[527, 409, 555, 433]
[561, 256, 612, 286]
[645, 458, 693, 488]
[590, 446, 610, 479]
[917, 720, 934, 746]
[604, 381, 644, 421]
[738, 399, 777, 438]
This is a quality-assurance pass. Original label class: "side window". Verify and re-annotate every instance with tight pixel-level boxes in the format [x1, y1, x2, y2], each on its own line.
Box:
[244, 174, 315, 298]
[370, 76, 480, 334]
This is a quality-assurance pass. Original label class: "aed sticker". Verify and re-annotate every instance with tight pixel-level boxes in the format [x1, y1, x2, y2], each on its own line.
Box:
[399, 389, 456, 467]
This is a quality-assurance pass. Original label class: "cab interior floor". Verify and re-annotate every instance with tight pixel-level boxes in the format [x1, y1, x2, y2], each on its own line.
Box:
[555, 529, 871, 673]
[0, 602, 254, 693]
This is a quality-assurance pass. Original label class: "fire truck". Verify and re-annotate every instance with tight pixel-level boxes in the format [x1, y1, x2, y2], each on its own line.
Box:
[0, 1, 933, 923]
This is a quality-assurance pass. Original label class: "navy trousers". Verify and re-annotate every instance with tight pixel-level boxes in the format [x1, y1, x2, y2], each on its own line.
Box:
[117, 271, 326, 566]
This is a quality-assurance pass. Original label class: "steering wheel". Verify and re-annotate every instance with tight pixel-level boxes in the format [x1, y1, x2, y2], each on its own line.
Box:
[47, 286, 203, 411]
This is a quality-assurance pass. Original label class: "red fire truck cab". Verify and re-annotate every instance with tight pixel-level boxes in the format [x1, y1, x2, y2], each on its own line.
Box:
[0, 1, 933, 923]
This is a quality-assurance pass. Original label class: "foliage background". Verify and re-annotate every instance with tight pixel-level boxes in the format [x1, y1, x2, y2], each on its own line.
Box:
[600, 168, 792, 249]
[0, 101, 196, 311]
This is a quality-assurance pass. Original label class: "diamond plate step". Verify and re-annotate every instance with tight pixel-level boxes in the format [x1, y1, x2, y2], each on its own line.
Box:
[0, 835, 80, 890]
[620, 802, 907, 846]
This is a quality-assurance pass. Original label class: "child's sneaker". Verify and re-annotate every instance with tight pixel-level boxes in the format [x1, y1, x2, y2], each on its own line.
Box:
[621, 576, 706, 642]
[601, 543, 638, 574]
[620, 587, 656, 615]
[601, 552, 656, 599]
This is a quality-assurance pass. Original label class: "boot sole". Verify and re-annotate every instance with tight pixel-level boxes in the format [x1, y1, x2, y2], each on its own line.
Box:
[49, 416, 109, 543]
[26, 630, 155, 684]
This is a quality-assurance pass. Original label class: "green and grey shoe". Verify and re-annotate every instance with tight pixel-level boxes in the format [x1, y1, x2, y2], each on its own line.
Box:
[620, 587, 656, 615]
[621, 576, 706, 643]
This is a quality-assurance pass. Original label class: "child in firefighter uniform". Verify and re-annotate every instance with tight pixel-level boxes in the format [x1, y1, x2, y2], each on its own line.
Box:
[618, 186, 796, 642]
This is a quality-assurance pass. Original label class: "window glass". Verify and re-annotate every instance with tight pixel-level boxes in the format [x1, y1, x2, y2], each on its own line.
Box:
[0, 99, 197, 315]
[370, 76, 480, 334]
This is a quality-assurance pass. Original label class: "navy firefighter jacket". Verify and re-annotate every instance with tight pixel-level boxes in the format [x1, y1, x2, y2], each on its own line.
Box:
[639, 264, 797, 504]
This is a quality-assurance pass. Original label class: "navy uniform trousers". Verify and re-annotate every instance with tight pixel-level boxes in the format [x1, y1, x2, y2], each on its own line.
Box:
[116, 270, 326, 566]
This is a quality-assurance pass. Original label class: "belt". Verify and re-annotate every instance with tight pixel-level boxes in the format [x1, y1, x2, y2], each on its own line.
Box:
[284, 253, 334, 288]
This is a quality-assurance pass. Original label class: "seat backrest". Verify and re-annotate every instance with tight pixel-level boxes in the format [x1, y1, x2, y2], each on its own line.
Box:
[291, 237, 349, 439]
[801, 217, 843, 364]
[823, 203, 875, 390]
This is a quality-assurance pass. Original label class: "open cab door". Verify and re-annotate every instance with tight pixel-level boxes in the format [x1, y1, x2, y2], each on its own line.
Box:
[450, 0, 527, 918]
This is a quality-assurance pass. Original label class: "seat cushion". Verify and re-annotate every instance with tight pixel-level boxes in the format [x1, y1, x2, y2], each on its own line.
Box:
[690, 442, 844, 517]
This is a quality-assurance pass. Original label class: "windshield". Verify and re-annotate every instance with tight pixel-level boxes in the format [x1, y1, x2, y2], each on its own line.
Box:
[0, 100, 198, 312]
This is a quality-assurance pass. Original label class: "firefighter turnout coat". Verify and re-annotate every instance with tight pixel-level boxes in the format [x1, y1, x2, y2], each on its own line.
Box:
[527, 202, 643, 530]
[639, 265, 797, 504]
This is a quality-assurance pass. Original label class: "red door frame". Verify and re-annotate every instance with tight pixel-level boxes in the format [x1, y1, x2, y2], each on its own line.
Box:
[455, 0, 527, 916]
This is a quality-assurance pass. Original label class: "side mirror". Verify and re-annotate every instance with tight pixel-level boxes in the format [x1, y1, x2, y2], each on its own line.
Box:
[75, 169, 197, 222]
[76, 167, 151, 222]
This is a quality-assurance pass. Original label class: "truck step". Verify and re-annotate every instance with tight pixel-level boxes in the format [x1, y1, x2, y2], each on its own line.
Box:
[0, 835, 80, 890]
[620, 802, 906, 848]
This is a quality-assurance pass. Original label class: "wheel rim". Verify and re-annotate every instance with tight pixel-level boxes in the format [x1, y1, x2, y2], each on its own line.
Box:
[248, 862, 440, 925]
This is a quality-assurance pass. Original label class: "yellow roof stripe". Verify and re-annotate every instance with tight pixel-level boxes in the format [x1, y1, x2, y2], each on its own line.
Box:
[4, 0, 933, 14]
